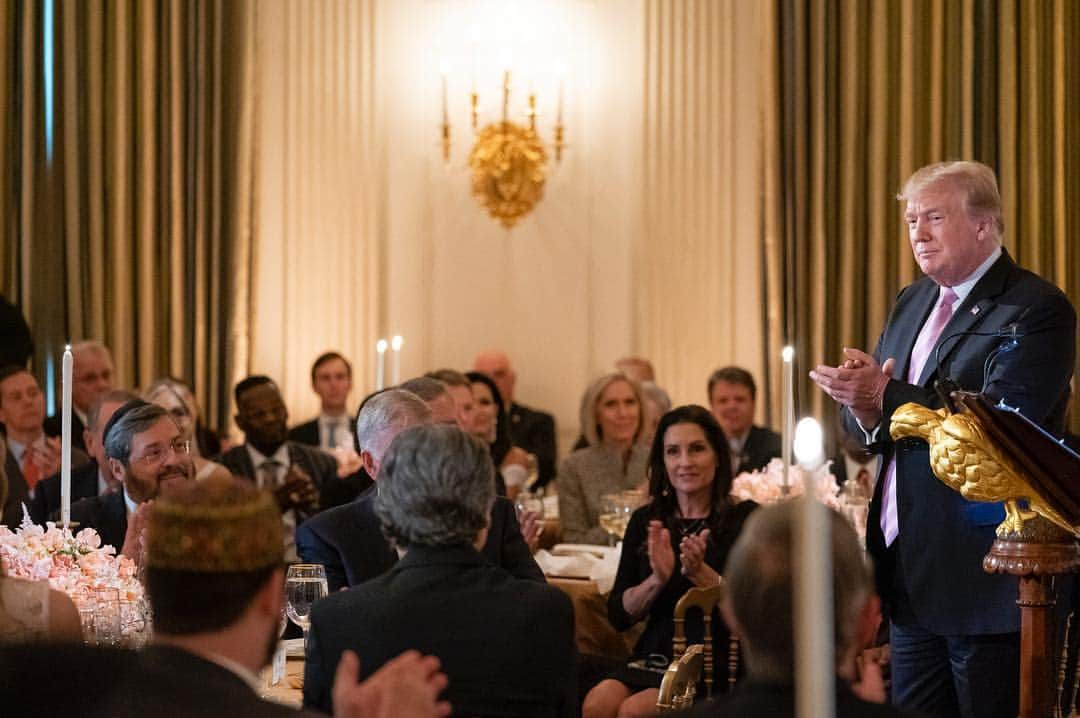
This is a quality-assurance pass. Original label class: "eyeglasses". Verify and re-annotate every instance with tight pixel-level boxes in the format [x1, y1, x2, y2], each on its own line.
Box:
[135, 439, 191, 466]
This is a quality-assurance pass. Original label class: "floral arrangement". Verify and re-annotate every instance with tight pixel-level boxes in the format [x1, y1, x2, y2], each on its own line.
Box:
[0, 509, 143, 604]
[730, 458, 841, 509]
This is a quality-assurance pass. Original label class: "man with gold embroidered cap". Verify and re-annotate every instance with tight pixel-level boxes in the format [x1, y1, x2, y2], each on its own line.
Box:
[57, 476, 451, 718]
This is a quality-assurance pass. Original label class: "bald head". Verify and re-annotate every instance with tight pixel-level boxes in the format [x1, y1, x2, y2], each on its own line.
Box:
[71, 341, 115, 413]
[472, 350, 515, 406]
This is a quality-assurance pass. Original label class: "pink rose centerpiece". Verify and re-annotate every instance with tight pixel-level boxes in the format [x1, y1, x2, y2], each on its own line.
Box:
[0, 509, 143, 605]
[729, 457, 842, 509]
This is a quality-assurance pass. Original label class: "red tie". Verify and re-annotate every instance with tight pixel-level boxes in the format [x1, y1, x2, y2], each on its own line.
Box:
[22, 451, 41, 490]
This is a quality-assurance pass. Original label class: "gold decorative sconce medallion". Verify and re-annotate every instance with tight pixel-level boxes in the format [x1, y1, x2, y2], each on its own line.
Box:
[468, 121, 547, 229]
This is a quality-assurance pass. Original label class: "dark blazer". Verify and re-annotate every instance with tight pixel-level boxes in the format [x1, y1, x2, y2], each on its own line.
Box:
[0, 643, 320, 717]
[296, 487, 544, 592]
[509, 402, 558, 488]
[687, 680, 925, 717]
[0, 294, 33, 368]
[304, 544, 576, 717]
[849, 252, 1076, 635]
[287, 418, 321, 447]
[27, 460, 103, 524]
[69, 490, 128, 551]
[42, 412, 88, 453]
[735, 425, 783, 474]
[218, 440, 349, 513]
[2, 444, 90, 528]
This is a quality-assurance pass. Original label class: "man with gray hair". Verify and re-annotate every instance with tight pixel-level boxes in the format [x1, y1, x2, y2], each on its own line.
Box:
[297, 389, 542, 591]
[305, 424, 576, 717]
[688, 502, 918, 717]
[69, 400, 194, 553]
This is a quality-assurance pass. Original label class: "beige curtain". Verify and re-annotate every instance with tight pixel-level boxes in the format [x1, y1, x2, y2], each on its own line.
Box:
[0, 0, 255, 431]
[762, 0, 1080, 444]
[639, 0, 768, 413]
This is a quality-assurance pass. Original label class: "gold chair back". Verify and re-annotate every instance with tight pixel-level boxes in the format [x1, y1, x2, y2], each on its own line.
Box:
[671, 581, 739, 699]
[656, 643, 704, 712]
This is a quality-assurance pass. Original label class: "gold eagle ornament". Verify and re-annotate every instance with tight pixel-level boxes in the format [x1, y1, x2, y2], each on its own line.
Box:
[890, 402, 1077, 537]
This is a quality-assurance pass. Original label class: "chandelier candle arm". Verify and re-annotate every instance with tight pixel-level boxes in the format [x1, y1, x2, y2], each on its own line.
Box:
[440, 63, 451, 161]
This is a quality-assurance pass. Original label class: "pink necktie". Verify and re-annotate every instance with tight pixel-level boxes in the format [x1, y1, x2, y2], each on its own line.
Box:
[880, 287, 958, 546]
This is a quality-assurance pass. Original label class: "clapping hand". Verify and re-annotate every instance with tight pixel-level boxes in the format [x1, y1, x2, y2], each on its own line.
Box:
[518, 510, 543, 554]
[646, 520, 675, 584]
[121, 500, 153, 564]
[332, 649, 451, 718]
[29, 437, 62, 479]
[810, 348, 896, 428]
[274, 465, 320, 514]
[679, 529, 718, 587]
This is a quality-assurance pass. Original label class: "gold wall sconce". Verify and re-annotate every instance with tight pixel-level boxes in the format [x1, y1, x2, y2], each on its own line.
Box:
[440, 66, 566, 229]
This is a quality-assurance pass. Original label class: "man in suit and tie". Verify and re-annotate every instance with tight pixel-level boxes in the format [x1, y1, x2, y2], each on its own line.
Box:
[219, 376, 341, 563]
[707, 366, 782, 476]
[811, 160, 1076, 718]
[29, 389, 135, 523]
[42, 340, 114, 454]
[296, 387, 544, 592]
[0, 366, 89, 527]
[472, 350, 558, 488]
[304, 424, 575, 717]
[288, 352, 355, 451]
[71, 400, 195, 553]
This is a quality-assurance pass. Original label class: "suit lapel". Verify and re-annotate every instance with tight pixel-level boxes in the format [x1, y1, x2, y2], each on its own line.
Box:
[916, 253, 1012, 386]
[893, 283, 939, 382]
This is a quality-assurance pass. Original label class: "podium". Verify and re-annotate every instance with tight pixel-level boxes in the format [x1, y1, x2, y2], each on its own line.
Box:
[891, 391, 1080, 718]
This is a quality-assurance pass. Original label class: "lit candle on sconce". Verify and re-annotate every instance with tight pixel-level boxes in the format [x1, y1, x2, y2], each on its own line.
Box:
[439, 59, 450, 161]
[390, 335, 404, 385]
[375, 339, 388, 390]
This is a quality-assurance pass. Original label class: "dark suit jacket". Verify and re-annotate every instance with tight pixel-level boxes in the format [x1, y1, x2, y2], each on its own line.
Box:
[0, 643, 319, 717]
[42, 412, 88, 453]
[69, 490, 128, 551]
[0, 294, 33, 368]
[2, 444, 90, 528]
[218, 441, 350, 513]
[509, 402, 558, 488]
[735, 425, 783, 474]
[296, 487, 544, 592]
[304, 544, 576, 717]
[849, 252, 1076, 635]
[287, 418, 321, 447]
[27, 459, 102, 524]
[687, 680, 925, 717]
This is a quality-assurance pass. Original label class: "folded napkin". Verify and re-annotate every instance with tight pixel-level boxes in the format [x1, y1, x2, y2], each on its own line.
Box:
[537, 543, 622, 593]
[534, 550, 597, 579]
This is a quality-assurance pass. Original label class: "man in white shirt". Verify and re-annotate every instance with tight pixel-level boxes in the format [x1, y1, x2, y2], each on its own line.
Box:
[288, 352, 356, 451]
[0, 366, 89, 526]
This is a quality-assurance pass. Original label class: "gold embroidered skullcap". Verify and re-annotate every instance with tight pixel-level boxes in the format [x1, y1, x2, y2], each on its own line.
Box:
[147, 476, 283, 572]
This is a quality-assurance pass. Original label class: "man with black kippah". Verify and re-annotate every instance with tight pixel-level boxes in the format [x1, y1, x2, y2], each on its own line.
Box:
[69, 400, 194, 554]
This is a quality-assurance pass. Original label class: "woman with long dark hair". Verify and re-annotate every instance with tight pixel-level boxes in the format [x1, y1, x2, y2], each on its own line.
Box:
[583, 405, 757, 718]
[466, 371, 530, 496]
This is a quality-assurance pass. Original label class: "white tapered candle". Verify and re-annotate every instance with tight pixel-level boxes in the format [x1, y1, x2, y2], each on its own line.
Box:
[61, 344, 73, 528]
[781, 346, 795, 492]
[390, 336, 403, 385]
[376, 339, 388, 390]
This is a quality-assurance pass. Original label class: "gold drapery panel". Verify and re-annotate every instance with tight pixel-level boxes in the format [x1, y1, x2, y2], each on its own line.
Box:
[639, 0, 767, 413]
[0, 0, 255, 431]
[762, 0, 1080, 444]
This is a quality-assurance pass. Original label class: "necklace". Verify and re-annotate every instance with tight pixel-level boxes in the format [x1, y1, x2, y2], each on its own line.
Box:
[675, 517, 708, 539]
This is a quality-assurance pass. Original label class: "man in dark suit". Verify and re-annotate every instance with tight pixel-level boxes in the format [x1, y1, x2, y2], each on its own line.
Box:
[0, 366, 89, 527]
[288, 351, 355, 451]
[0, 294, 32, 368]
[304, 424, 575, 716]
[42, 340, 115, 454]
[707, 366, 782, 475]
[29, 389, 135, 523]
[0, 478, 449, 718]
[687, 502, 921, 718]
[812, 161, 1076, 718]
[219, 375, 344, 562]
[71, 400, 196, 552]
[297, 388, 543, 591]
[473, 350, 559, 488]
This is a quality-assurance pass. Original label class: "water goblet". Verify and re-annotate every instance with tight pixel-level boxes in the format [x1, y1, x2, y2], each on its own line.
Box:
[285, 564, 328, 653]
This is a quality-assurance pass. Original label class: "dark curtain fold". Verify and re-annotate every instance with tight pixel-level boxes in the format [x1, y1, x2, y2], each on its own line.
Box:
[0, 0, 254, 432]
[763, 0, 1080, 446]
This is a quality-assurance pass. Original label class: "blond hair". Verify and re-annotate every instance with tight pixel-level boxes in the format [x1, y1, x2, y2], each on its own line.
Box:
[897, 161, 1004, 240]
[579, 373, 643, 447]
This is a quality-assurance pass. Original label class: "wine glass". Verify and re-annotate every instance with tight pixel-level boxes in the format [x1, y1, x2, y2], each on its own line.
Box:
[285, 564, 328, 652]
[599, 493, 626, 546]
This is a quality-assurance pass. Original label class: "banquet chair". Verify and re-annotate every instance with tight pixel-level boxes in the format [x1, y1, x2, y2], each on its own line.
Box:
[658, 581, 739, 710]
[655, 643, 703, 712]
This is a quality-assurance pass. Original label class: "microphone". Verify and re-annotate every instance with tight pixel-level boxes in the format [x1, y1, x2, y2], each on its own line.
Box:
[932, 324, 1023, 411]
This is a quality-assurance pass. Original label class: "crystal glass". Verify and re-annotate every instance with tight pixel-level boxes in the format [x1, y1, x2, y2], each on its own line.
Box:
[286, 564, 328, 651]
[599, 493, 628, 546]
[91, 587, 122, 646]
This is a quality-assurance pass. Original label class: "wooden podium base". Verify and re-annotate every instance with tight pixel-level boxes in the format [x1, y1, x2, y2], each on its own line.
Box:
[983, 517, 1080, 718]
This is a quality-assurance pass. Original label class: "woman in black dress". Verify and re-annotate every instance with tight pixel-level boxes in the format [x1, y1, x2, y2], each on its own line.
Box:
[583, 405, 758, 718]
